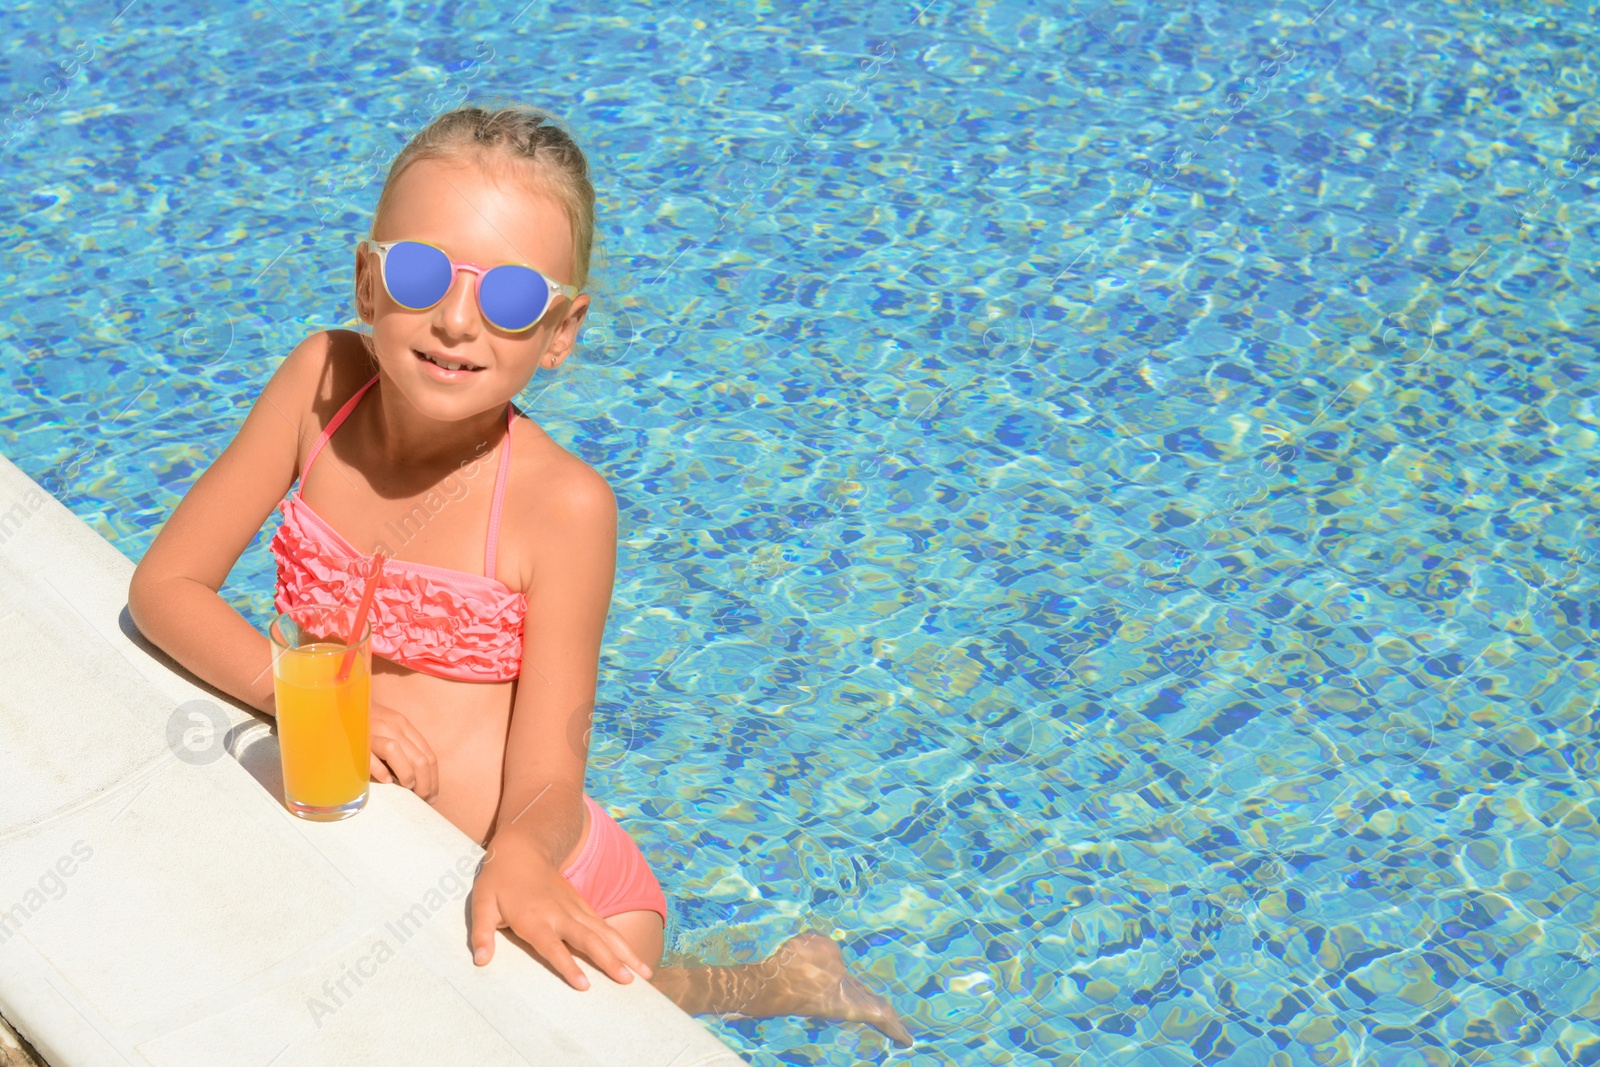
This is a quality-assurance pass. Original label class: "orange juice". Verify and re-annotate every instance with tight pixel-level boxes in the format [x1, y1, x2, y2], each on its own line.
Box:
[269, 613, 372, 821]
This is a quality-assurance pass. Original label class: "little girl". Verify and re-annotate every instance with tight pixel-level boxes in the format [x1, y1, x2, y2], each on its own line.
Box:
[127, 104, 909, 1047]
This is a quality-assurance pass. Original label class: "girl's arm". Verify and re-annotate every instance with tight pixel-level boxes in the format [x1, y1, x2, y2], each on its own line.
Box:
[128, 332, 332, 714]
[467, 466, 652, 988]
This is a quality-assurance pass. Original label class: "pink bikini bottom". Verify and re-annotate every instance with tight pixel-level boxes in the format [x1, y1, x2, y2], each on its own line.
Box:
[559, 795, 668, 925]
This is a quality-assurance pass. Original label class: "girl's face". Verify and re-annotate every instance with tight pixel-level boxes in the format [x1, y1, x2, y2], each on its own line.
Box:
[354, 155, 589, 415]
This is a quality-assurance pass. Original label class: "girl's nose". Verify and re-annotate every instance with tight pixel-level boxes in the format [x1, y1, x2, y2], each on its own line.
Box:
[436, 268, 483, 331]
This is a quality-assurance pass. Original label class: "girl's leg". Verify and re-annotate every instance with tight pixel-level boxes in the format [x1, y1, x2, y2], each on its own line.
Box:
[604, 912, 912, 1047]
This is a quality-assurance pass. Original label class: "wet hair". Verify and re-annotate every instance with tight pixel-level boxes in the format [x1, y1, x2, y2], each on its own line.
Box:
[367, 103, 597, 291]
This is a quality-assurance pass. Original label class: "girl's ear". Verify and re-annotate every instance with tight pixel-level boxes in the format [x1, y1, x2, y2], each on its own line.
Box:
[542, 292, 591, 369]
[354, 242, 377, 323]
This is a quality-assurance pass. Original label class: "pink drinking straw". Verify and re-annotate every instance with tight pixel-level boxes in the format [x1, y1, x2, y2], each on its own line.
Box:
[335, 551, 386, 683]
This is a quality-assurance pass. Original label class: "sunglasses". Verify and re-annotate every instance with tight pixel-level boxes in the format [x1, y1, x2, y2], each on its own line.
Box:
[364, 239, 578, 333]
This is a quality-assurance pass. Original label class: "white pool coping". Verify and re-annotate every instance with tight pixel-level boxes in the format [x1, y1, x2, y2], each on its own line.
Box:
[0, 453, 746, 1067]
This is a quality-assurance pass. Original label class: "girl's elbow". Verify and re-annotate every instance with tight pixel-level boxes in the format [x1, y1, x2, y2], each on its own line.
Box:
[126, 565, 172, 636]
[126, 568, 155, 632]
[128, 557, 159, 604]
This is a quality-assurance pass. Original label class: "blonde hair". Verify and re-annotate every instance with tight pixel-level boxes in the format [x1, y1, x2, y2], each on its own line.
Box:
[366, 103, 597, 292]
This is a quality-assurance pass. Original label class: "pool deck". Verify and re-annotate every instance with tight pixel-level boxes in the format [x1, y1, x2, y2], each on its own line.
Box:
[0, 454, 746, 1067]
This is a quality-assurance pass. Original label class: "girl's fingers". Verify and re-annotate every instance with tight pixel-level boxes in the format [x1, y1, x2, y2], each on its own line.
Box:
[390, 721, 440, 799]
[371, 733, 425, 791]
[467, 887, 500, 966]
[551, 906, 649, 985]
[367, 705, 439, 801]
[548, 891, 650, 984]
[619, 939, 653, 981]
[573, 923, 635, 985]
[411, 737, 439, 800]
[368, 752, 394, 783]
[531, 933, 590, 991]
[592, 921, 651, 981]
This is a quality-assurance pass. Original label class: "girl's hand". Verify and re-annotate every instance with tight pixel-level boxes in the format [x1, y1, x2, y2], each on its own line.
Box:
[468, 828, 653, 990]
[367, 700, 439, 802]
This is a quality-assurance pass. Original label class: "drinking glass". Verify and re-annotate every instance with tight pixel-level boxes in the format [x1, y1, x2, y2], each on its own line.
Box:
[268, 607, 371, 821]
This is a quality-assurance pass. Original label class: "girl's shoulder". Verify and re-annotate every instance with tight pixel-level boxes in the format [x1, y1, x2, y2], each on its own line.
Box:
[305, 329, 379, 425]
[499, 412, 617, 592]
[271, 328, 375, 484]
[506, 414, 614, 510]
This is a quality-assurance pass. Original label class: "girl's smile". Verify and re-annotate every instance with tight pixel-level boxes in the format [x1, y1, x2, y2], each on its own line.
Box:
[415, 348, 486, 378]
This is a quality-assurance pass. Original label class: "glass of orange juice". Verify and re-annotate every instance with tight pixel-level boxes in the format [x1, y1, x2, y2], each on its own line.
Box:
[268, 607, 371, 821]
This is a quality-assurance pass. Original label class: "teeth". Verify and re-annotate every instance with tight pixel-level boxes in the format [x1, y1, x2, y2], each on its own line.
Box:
[421, 352, 477, 372]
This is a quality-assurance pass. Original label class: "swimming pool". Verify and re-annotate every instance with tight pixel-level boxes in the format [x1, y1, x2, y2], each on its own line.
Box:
[3, 0, 1597, 1062]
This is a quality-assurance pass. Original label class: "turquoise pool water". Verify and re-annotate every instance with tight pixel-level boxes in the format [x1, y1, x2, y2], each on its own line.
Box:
[4, 0, 1599, 1063]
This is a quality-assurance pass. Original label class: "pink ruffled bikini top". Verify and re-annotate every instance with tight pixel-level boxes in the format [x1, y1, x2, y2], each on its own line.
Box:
[270, 373, 527, 682]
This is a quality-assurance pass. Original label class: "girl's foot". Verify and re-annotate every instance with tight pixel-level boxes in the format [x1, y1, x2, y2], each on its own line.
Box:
[755, 931, 913, 1047]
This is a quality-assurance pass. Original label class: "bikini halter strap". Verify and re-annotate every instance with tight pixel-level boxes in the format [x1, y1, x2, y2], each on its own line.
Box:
[299, 373, 516, 580]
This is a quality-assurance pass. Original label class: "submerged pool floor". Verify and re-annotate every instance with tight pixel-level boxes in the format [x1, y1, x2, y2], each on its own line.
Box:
[3, 0, 1599, 1063]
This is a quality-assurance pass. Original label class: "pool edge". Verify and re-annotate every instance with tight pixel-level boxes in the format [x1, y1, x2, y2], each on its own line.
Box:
[0, 452, 748, 1067]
